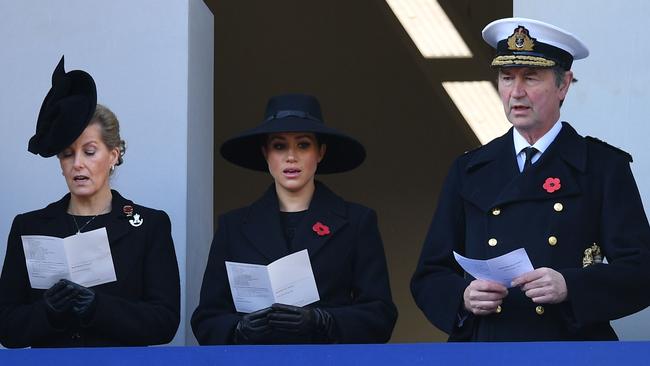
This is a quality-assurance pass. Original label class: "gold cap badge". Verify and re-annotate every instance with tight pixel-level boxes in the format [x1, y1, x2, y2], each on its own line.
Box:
[507, 26, 535, 51]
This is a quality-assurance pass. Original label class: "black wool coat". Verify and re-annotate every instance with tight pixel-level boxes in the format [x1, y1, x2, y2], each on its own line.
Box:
[0, 190, 180, 348]
[191, 182, 397, 344]
[411, 123, 650, 341]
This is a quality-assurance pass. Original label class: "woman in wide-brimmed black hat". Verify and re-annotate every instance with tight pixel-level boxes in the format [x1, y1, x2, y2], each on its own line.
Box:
[0, 57, 180, 348]
[192, 93, 397, 344]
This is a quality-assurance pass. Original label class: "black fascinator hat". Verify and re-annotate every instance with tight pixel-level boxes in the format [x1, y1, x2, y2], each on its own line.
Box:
[220, 94, 366, 174]
[28, 56, 97, 157]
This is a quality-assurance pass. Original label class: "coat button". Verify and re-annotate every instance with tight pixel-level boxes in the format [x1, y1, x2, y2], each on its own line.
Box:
[553, 203, 564, 212]
[492, 208, 501, 216]
[496, 305, 502, 313]
[535, 305, 545, 315]
[548, 236, 558, 246]
[488, 238, 498, 247]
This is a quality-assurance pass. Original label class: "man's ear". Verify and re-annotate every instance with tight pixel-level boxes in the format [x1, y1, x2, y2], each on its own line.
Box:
[559, 70, 573, 97]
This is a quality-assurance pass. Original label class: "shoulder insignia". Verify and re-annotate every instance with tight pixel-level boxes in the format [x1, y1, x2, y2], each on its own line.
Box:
[585, 136, 633, 162]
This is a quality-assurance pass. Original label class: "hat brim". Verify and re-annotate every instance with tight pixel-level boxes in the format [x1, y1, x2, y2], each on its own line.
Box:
[220, 117, 366, 174]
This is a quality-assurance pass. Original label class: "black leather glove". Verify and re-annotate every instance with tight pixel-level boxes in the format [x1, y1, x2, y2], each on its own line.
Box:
[43, 279, 79, 314]
[268, 303, 336, 343]
[233, 307, 273, 344]
[59, 279, 96, 320]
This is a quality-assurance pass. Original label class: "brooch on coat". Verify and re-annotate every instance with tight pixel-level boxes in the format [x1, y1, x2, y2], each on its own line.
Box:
[582, 243, 603, 267]
[312, 222, 330, 236]
[123, 205, 144, 227]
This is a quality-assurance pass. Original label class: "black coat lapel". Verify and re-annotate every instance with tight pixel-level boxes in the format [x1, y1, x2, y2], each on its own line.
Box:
[106, 190, 135, 244]
[38, 190, 137, 242]
[462, 123, 587, 211]
[38, 194, 75, 238]
[461, 129, 520, 212]
[241, 183, 349, 262]
[242, 185, 291, 262]
[292, 182, 348, 259]
[493, 123, 586, 206]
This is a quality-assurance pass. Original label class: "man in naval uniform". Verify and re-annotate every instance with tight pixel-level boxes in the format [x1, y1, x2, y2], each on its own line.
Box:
[411, 17, 650, 341]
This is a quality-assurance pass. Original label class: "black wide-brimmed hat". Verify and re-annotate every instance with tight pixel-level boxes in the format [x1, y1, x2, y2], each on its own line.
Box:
[28, 56, 97, 157]
[220, 94, 366, 174]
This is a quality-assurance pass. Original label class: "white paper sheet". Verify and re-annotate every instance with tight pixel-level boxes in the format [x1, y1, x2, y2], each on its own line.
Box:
[453, 248, 534, 287]
[21, 228, 117, 289]
[225, 249, 320, 313]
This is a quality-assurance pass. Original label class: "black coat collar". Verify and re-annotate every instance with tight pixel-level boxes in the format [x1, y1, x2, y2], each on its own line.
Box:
[462, 122, 587, 212]
[37, 190, 135, 242]
[242, 182, 348, 261]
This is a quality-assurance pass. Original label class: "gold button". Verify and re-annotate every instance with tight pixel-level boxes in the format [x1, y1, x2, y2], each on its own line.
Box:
[488, 238, 498, 247]
[492, 208, 501, 216]
[535, 305, 545, 315]
[548, 236, 558, 246]
[496, 305, 502, 314]
[553, 203, 564, 212]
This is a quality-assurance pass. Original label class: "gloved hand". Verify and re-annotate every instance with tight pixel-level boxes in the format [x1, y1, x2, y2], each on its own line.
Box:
[268, 303, 336, 342]
[43, 279, 79, 315]
[59, 279, 97, 319]
[233, 307, 273, 344]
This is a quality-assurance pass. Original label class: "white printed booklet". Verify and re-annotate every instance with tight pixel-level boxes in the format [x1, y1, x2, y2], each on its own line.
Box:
[225, 249, 320, 313]
[21, 227, 117, 289]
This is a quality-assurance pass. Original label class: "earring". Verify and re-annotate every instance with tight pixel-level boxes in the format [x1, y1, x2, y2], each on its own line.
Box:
[110, 165, 115, 173]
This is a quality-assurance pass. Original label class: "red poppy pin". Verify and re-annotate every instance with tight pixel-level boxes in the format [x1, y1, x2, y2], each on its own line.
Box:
[312, 222, 331, 236]
[122, 205, 134, 217]
[543, 177, 561, 193]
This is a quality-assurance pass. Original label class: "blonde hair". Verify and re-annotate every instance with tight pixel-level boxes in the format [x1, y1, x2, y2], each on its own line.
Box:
[90, 104, 126, 166]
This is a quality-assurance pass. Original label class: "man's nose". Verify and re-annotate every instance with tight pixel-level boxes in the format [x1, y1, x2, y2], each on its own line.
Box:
[511, 78, 526, 98]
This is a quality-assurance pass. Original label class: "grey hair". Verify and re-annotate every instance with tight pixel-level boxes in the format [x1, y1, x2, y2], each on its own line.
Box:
[552, 66, 570, 107]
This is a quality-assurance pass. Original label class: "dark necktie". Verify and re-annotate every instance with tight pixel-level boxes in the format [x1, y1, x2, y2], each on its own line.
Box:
[522, 146, 538, 172]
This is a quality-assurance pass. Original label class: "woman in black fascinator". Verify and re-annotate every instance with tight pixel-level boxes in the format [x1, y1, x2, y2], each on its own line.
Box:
[0, 57, 180, 347]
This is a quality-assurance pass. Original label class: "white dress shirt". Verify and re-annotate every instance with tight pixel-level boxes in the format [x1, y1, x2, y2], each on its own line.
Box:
[513, 121, 563, 172]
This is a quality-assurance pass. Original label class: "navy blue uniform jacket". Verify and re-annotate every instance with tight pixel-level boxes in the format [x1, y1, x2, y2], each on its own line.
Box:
[0, 190, 180, 347]
[191, 182, 397, 344]
[411, 123, 650, 341]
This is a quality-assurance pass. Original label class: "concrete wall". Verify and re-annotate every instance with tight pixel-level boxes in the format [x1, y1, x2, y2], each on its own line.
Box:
[0, 0, 213, 346]
[515, 0, 650, 340]
[185, 0, 215, 345]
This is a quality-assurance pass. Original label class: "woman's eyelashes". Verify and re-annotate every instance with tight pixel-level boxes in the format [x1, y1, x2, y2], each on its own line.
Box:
[271, 142, 311, 150]
[58, 149, 96, 160]
[297, 141, 312, 149]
